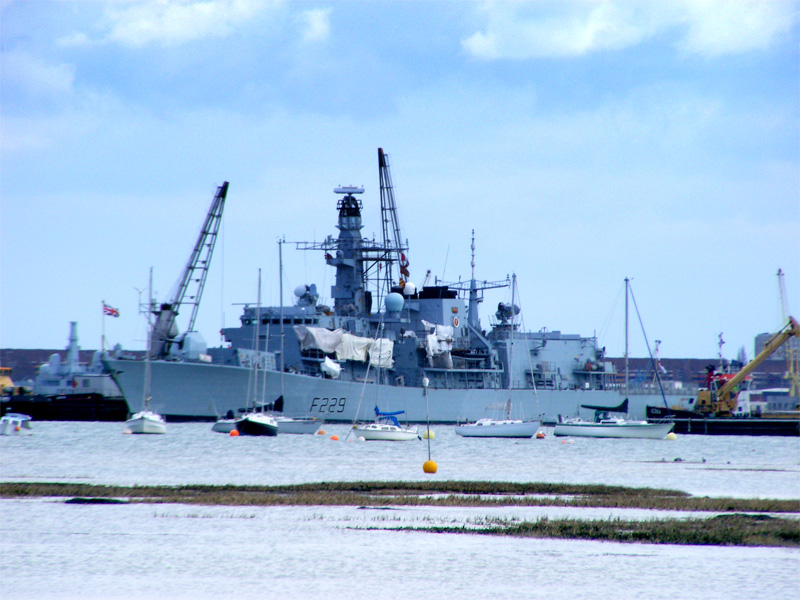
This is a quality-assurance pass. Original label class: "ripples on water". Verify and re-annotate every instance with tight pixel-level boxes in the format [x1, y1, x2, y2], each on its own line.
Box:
[2, 422, 799, 599]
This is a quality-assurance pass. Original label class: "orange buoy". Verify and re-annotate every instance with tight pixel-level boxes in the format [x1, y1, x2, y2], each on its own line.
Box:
[330, 434, 339, 441]
[317, 429, 326, 435]
[229, 429, 239, 437]
[423, 460, 438, 474]
[535, 431, 546, 439]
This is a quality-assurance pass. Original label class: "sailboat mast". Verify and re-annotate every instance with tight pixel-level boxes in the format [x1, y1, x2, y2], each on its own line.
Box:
[279, 239, 285, 399]
[624, 277, 629, 399]
[143, 267, 154, 411]
[255, 268, 262, 411]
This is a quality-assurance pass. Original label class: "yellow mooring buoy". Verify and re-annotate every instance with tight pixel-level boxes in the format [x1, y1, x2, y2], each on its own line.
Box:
[423, 460, 437, 473]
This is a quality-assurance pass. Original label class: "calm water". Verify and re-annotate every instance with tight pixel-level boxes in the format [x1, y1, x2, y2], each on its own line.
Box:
[2, 422, 799, 599]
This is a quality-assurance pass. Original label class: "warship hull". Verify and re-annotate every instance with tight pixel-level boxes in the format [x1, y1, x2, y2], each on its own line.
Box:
[105, 357, 667, 423]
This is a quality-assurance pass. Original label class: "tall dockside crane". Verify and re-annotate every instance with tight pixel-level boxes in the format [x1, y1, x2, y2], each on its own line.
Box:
[149, 181, 229, 359]
[378, 148, 410, 289]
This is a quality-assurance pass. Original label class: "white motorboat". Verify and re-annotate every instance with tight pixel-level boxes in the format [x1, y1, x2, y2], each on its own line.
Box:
[0, 413, 33, 436]
[553, 417, 674, 439]
[125, 410, 167, 435]
[455, 417, 540, 438]
[353, 406, 419, 441]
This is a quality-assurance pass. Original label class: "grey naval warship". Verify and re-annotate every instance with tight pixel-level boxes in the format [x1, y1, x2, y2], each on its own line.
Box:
[105, 149, 672, 423]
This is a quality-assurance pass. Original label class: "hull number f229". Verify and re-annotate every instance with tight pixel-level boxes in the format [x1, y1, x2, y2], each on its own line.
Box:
[310, 397, 346, 413]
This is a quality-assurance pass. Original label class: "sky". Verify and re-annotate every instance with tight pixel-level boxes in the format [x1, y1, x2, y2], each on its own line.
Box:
[1, 0, 798, 361]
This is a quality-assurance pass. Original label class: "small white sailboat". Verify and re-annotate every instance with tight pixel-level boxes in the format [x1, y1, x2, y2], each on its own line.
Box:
[553, 278, 674, 440]
[455, 404, 540, 438]
[233, 269, 278, 437]
[0, 413, 33, 436]
[455, 275, 540, 439]
[554, 417, 674, 439]
[353, 406, 419, 441]
[125, 269, 166, 435]
[125, 410, 167, 435]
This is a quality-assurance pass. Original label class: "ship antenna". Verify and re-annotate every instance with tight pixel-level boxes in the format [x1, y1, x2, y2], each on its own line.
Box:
[470, 229, 476, 282]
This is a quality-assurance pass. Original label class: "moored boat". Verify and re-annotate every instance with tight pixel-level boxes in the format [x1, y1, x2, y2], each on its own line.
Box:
[353, 406, 419, 441]
[0, 412, 33, 436]
[275, 415, 321, 434]
[353, 421, 419, 441]
[455, 417, 540, 438]
[125, 270, 166, 435]
[211, 409, 238, 433]
[553, 418, 674, 439]
[125, 410, 167, 434]
[235, 411, 278, 436]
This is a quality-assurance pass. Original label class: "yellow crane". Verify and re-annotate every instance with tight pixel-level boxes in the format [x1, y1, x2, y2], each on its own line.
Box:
[696, 316, 800, 416]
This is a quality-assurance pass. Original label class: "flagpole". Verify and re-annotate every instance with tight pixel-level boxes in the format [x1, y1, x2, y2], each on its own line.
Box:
[102, 300, 106, 352]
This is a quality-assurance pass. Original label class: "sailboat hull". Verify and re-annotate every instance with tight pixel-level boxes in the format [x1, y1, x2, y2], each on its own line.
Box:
[553, 420, 674, 439]
[353, 423, 419, 441]
[125, 411, 167, 434]
[236, 413, 278, 436]
[455, 419, 540, 438]
[276, 416, 321, 435]
[211, 418, 237, 433]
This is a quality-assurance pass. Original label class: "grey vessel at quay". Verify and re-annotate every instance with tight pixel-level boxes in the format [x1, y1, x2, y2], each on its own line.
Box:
[105, 149, 669, 423]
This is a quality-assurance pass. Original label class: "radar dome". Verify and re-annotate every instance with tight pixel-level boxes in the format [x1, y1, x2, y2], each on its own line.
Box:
[294, 284, 307, 297]
[403, 282, 416, 296]
[385, 292, 404, 313]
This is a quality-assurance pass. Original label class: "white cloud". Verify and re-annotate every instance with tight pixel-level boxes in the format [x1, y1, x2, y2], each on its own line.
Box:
[677, 0, 798, 57]
[65, 0, 280, 48]
[299, 7, 332, 43]
[463, 0, 798, 60]
[463, 1, 659, 59]
[0, 49, 76, 97]
[57, 32, 91, 48]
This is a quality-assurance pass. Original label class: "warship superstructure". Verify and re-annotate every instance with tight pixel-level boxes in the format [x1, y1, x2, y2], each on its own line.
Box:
[3, 322, 128, 421]
[105, 149, 654, 423]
